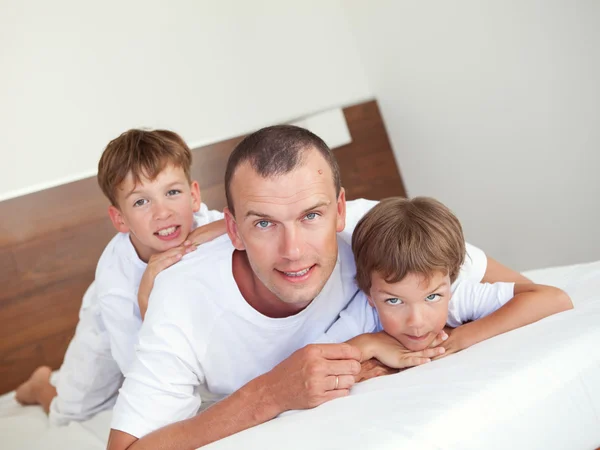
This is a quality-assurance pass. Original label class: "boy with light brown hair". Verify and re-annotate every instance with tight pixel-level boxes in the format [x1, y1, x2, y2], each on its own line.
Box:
[348, 196, 572, 365]
[16, 129, 225, 424]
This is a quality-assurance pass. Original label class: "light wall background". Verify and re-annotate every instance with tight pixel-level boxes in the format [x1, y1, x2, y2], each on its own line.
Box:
[343, 0, 600, 270]
[2, 0, 599, 271]
[0, 0, 371, 200]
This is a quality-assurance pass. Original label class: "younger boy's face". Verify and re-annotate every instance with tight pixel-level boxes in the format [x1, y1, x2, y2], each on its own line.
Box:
[108, 164, 201, 262]
[368, 271, 451, 351]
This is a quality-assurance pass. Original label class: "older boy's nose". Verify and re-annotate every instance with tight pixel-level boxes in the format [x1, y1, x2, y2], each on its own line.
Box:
[152, 201, 172, 220]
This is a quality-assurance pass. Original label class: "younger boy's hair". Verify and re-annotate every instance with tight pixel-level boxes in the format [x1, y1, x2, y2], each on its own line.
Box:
[97, 129, 193, 207]
[352, 197, 466, 293]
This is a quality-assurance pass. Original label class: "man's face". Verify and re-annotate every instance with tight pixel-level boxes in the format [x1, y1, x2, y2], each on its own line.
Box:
[108, 164, 201, 262]
[369, 271, 451, 351]
[226, 149, 346, 309]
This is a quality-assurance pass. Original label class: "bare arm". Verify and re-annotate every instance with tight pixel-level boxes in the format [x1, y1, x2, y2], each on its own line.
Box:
[108, 344, 361, 450]
[441, 284, 573, 356]
[482, 256, 531, 284]
[186, 219, 226, 247]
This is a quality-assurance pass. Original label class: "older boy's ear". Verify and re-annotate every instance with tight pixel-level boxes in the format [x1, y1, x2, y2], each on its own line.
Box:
[336, 188, 346, 233]
[108, 206, 129, 233]
[190, 180, 201, 212]
[224, 207, 245, 250]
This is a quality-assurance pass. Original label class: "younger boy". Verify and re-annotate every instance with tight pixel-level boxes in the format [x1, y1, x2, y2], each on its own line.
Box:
[343, 197, 572, 368]
[15, 129, 225, 425]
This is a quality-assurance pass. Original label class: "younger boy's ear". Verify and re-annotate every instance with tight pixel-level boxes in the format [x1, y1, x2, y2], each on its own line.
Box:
[224, 207, 245, 251]
[190, 180, 201, 212]
[108, 206, 130, 233]
[367, 295, 375, 308]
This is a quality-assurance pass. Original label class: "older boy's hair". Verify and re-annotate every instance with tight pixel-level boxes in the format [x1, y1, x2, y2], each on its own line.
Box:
[97, 129, 192, 207]
[352, 197, 466, 292]
[224, 125, 341, 215]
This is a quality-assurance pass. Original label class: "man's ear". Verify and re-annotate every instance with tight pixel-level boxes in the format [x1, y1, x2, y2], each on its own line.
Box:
[336, 187, 346, 233]
[190, 180, 201, 213]
[108, 205, 130, 233]
[224, 207, 245, 250]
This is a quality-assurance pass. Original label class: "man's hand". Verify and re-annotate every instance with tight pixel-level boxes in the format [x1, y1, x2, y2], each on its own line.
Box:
[260, 343, 362, 413]
[348, 331, 447, 369]
[354, 358, 398, 383]
[138, 244, 195, 319]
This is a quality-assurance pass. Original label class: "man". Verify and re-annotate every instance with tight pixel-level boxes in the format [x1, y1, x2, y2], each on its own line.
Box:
[108, 125, 529, 449]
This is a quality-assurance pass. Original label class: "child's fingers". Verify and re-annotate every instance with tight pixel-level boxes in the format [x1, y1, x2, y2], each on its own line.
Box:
[153, 253, 183, 273]
[398, 356, 432, 368]
[428, 330, 448, 348]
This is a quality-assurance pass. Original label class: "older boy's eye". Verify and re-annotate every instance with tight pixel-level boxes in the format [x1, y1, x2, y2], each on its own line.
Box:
[166, 189, 181, 196]
[425, 293, 441, 302]
[385, 298, 403, 305]
[133, 199, 148, 207]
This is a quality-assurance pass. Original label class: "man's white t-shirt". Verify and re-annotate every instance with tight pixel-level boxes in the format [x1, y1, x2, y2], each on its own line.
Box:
[111, 199, 489, 438]
[49, 204, 222, 425]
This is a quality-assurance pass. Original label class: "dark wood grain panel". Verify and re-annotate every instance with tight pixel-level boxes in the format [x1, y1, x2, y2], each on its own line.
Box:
[0, 99, 405, 394]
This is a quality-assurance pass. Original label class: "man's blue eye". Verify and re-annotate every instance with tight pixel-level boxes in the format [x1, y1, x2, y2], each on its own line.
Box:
[257, 220, 270, 228]
[306, 212, 317, 220]
[426, 294, 440, 302]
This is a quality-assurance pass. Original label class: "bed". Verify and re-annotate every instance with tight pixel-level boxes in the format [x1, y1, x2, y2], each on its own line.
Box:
[2, 100, 599, 449]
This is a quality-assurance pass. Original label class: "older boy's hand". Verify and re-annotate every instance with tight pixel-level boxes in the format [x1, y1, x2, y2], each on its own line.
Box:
[347, 331, 446, 369]
[138, 244, 196, 319]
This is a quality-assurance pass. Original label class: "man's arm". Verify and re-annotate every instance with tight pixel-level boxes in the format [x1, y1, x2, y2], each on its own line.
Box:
[108, 344, 361, 450]
[482, 256, 531, 284]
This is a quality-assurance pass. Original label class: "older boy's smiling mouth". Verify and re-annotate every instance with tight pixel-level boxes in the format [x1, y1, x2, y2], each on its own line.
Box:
[154, 225, 181, 240]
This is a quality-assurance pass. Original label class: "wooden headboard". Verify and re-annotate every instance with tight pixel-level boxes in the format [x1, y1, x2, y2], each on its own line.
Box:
[0, 99, 406, 395]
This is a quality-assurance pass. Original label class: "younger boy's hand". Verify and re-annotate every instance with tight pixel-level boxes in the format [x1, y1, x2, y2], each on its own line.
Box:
[347, 331, 446, 369]
[354, 358, 398, 383]
[138, 244, 195, 319]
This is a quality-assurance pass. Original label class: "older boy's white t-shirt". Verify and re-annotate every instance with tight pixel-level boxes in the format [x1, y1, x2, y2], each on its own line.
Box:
[96, 203, 224, 373]
[111, 199, 488, 438]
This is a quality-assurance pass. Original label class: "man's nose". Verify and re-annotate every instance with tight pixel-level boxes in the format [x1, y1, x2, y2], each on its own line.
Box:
[280, 226, 303, 261]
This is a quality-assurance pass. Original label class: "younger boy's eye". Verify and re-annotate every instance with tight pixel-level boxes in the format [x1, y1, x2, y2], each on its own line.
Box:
[133, 199, 148, 207]
[166, 189, 181, 196]
[385, 298, 403, 305]
[425, 293, 441, 302]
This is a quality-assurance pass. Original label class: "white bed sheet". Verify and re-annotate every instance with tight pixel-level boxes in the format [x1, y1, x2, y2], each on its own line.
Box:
[3, 260, 600, 450]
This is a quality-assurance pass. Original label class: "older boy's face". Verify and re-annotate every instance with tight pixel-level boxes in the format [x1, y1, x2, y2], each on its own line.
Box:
[109, 164, 201, 262]
[369, 271, 451, 351]
[225, 149, 346, 309]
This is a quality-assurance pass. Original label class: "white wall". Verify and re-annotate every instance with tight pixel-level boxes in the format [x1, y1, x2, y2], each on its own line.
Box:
[0, 0, 371, 201]
[343, 0, 600, 270]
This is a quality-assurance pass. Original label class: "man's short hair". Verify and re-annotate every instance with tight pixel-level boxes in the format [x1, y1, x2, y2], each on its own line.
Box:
[97, 129, 192, 207]
[352, 197, 466, 293]
[224, 125, 341, 214]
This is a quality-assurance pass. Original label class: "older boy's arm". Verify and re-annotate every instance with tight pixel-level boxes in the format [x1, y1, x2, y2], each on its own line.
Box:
[482, 256, 531, 284]
[185, 219, 226, 247]
[442, 284, 572, 356]
[108, 344, 361, 450]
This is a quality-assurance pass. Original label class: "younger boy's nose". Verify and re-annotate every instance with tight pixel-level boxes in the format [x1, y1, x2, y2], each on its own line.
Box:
[152, 201, 172, 221]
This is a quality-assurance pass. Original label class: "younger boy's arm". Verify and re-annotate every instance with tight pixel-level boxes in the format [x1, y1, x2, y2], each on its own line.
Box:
[482, 256, 532, 284]
[440, 283, 573, 357]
